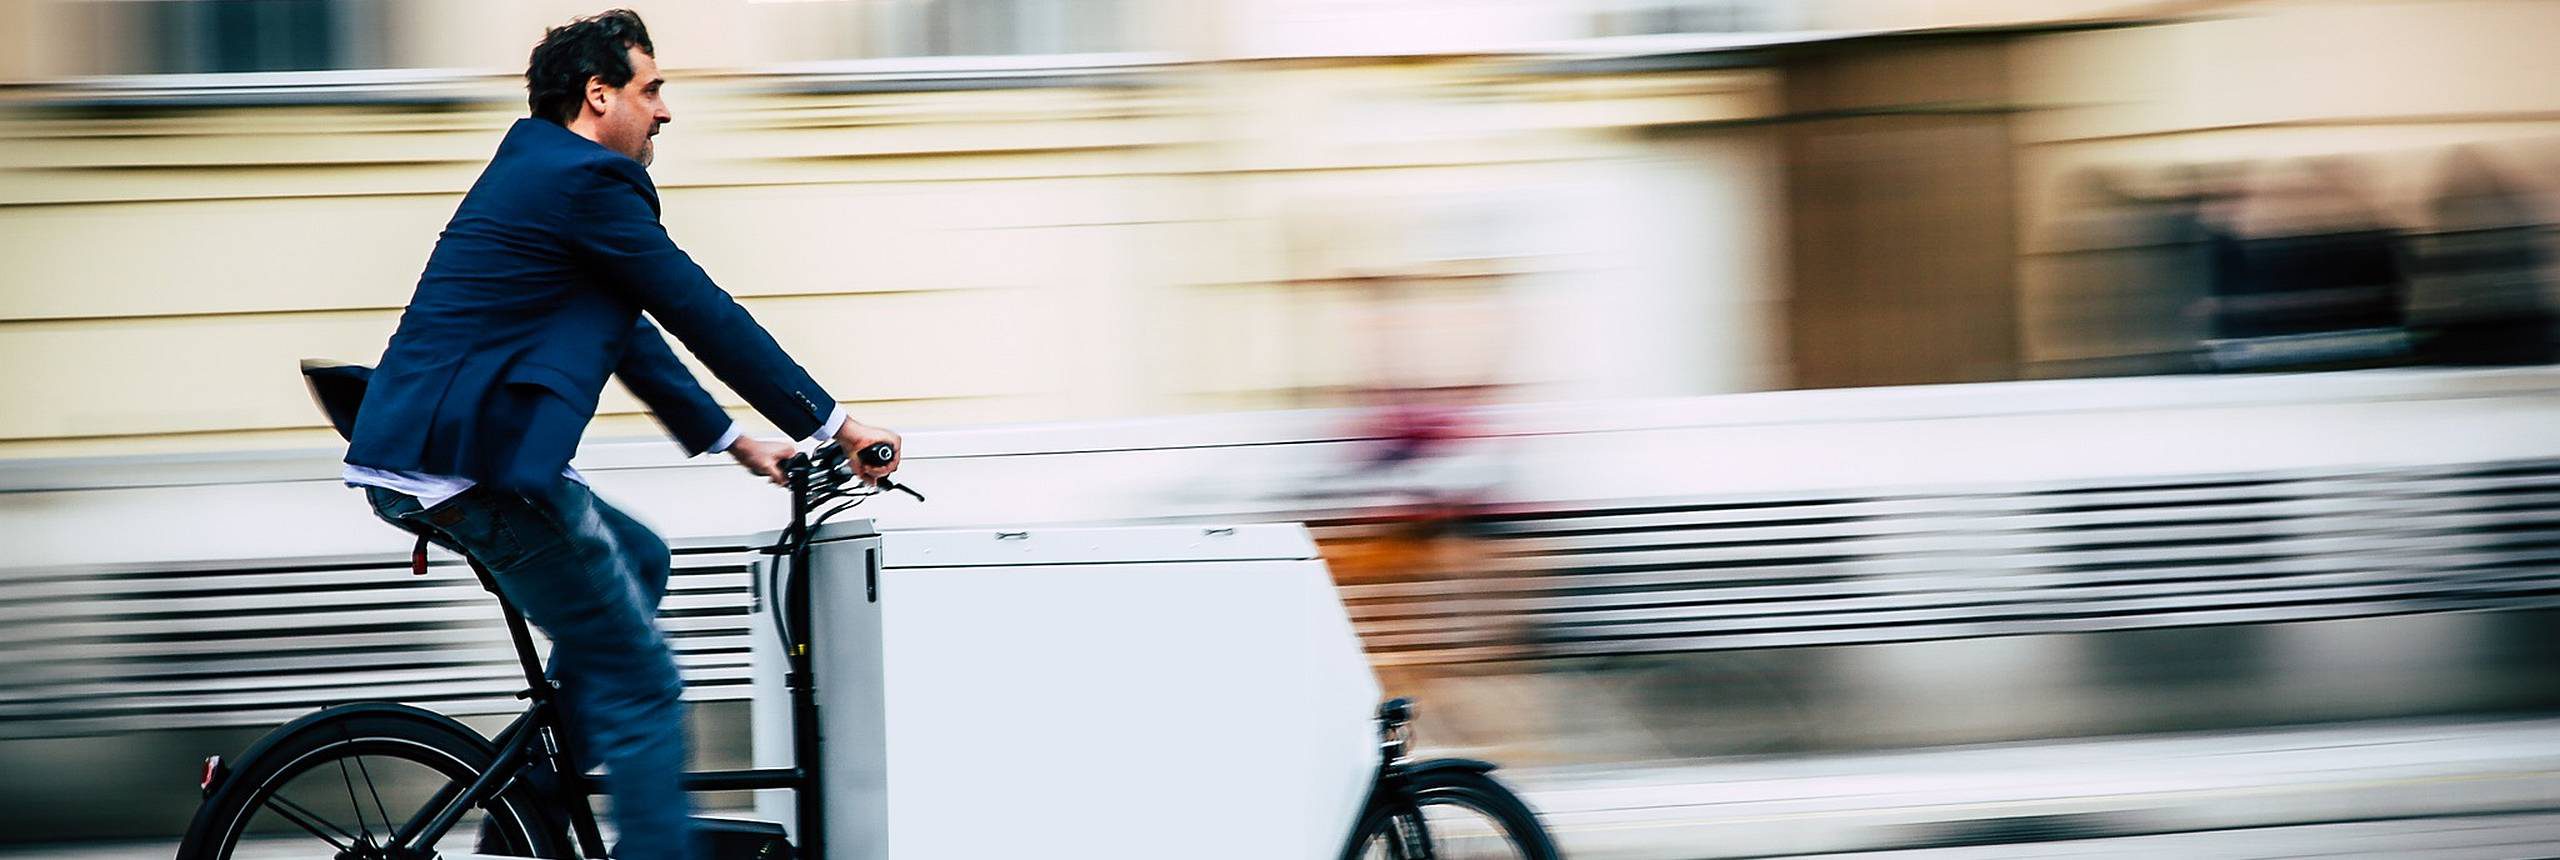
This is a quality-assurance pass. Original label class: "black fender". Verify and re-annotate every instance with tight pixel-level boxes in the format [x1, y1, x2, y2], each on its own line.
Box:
[197, 702, 495, 800]
[180, 702, 506, 860]
[1401, 757, 1498, 778]
[1335, 758, 1503, 859]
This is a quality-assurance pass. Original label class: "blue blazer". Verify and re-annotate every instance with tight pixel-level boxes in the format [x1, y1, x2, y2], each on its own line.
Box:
[346, 118, 835, 491]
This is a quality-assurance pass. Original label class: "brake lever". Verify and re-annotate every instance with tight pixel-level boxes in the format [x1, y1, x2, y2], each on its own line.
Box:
[874, 478, 926, 502]
[852, 441, 925, 502]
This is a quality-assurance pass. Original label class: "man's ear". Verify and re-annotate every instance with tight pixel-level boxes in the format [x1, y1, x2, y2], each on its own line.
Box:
[584, 75, 612, 116]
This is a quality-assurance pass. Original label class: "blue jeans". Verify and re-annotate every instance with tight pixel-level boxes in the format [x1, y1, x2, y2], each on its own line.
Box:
[366, 480, 698, 860]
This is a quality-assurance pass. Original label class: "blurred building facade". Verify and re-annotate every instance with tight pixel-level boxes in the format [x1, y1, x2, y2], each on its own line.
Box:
[0, 0, 2553, 458]
[6, 4, 2560, 845]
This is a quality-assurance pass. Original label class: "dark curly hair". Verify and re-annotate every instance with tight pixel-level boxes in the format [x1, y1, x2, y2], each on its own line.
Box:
[525, 10, 656, 126]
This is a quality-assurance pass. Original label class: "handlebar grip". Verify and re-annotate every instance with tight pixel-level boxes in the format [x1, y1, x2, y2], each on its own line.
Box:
[858, 442, 897, 468]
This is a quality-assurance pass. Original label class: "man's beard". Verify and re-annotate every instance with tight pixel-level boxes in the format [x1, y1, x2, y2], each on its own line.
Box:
[637, 137, 655, 167]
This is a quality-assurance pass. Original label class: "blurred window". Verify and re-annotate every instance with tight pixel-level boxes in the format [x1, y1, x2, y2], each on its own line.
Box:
[105, 0, 389, 74]
[1591, 0, 1797, 36]
[862, 0, 1134, 57]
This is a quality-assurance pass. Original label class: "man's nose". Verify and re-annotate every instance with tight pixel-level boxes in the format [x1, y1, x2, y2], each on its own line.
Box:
[656, 106, 673, 126]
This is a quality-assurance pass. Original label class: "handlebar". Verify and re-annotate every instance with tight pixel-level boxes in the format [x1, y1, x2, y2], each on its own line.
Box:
[765, 441, 922, 662]
[857, 442, 896, 469]
[799, 442, 925, 504]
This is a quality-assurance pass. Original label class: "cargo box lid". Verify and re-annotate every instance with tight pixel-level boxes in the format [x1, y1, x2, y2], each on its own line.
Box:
[882, 523, 1317, 568]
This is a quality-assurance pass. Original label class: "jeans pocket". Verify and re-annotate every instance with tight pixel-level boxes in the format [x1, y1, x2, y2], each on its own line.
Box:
[413, 487, 533, 569]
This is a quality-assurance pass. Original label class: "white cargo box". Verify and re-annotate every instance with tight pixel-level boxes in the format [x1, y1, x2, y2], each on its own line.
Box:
[748, 520, 1383, 859]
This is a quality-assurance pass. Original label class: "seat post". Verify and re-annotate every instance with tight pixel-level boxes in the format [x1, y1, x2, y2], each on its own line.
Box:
[468, 558, 554, 700]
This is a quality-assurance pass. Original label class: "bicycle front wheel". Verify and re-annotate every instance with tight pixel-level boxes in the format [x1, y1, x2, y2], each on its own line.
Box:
[178, 704, 567, 860]
[1348, 767, 1560, 860]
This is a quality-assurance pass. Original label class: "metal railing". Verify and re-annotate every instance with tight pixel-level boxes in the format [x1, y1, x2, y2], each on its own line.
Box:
[6, 369, 2559, 738]
[1334, 459, 2560, 664]
[7, 456, 2557, 738]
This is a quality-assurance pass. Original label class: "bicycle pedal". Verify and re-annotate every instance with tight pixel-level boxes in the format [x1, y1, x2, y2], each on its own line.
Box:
[692, 816, 792, 860]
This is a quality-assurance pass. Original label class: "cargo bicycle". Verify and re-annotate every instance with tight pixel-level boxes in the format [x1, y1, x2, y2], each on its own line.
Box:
[174, 364, 1559, 860]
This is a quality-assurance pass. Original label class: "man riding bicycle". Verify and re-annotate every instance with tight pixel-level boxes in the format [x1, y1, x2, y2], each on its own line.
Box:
[339, 11, 900, 860]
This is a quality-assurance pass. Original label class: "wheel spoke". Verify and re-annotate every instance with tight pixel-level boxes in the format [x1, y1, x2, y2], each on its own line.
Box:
[180, 715, 562, 860]
[261, 792, 356, 852]
[353, 750, 397, 841]
[1361, 779, 1551, 860]
[1402, 810, 1439, 860]
[335, 750, 378, 843]
[338, 724, 389, 840]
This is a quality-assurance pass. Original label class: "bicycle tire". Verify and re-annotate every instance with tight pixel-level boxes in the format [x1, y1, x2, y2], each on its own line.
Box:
[177, 703, 569, 860]
[1346, 768, 1561, 860]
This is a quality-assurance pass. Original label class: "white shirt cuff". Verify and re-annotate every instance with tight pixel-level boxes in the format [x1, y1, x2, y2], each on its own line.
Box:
[705, 408, 843, 455]
[812, 406, 849, 444]
[705, 422, 745, 455]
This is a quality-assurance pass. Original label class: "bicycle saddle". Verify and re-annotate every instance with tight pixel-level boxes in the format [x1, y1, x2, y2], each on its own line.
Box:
[300, 358, 373, 443]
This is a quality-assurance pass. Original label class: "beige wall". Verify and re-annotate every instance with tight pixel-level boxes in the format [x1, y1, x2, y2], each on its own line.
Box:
[2011, 0, 2560, 218]
[0, 34, 1782, 459]
[14, 0, 876, 78]
[11, 0, 2550, 457]
[4, 0, 2209, 82]
[1804, 0, 2197, 31]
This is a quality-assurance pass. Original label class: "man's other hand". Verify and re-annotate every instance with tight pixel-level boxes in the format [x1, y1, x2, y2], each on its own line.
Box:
[832, 420, 903, 482]
[727, 436, 795, 487]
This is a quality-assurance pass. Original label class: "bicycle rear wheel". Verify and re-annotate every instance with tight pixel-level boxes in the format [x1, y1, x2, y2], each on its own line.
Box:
[1347, 768, 1560, 860]
[178, 704, 567, 860]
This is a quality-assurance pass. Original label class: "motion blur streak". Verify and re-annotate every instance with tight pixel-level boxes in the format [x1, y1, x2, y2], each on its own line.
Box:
[3, 1, 2558, 857]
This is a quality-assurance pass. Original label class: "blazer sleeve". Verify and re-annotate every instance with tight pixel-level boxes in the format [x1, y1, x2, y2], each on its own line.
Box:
[616, 316, 737, 456]
[564, 159, 838, 440]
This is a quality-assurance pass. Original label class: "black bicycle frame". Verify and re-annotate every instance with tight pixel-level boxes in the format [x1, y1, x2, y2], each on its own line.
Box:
[385, 458, 831, 859]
